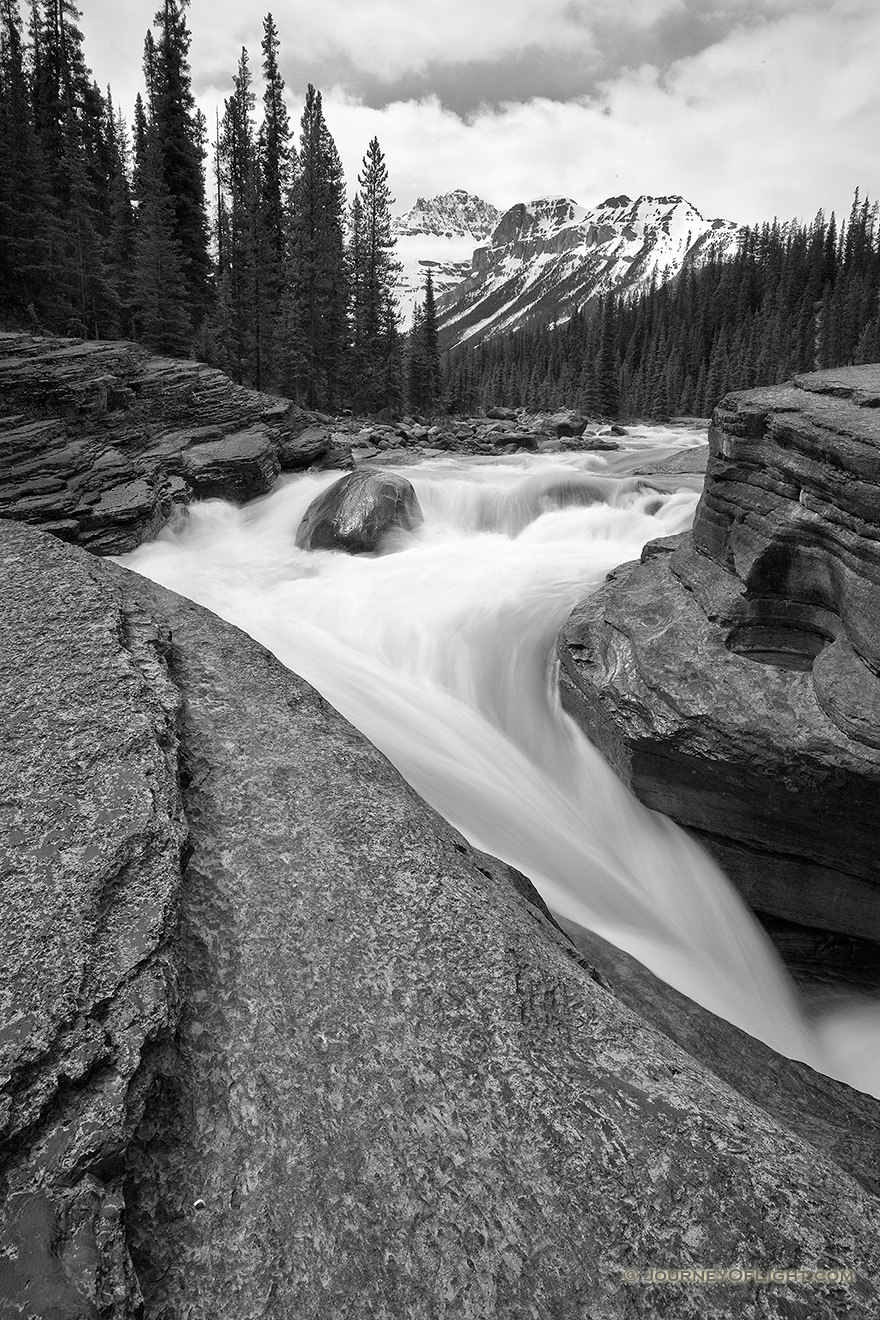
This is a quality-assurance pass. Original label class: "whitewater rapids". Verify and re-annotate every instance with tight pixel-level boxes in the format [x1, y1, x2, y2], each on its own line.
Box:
[118, 431, 880, 1099]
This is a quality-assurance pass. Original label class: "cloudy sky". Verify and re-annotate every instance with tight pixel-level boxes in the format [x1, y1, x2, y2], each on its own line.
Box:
[80, 0, 879, 226]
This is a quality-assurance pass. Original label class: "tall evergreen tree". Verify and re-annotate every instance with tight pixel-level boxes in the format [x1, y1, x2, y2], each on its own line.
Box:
[213, 46, 260, 383]
[132, 114, 192, 353]
[349, 135, 400, 411]
[0, 0, 56, 324]
[408, 268, 441, 415]
[151, 0, 211, 326]
[288, 83, 347, 408]
[256, 13, 291, 389]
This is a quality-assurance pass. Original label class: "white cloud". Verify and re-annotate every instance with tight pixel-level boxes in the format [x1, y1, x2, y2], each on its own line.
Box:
[80, 0, 880, 230]
[317, 0, 880, 226]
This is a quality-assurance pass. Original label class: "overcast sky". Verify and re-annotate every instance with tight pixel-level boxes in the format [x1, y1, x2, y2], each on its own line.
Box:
[80, 0, 880, 226]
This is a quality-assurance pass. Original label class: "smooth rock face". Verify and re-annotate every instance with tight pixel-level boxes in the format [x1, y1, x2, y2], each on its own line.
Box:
[295, 469, 424, 553]
[558, 365, 880, 941]
[0, 523, 186, 1317]
[4, 519, 880, 1317]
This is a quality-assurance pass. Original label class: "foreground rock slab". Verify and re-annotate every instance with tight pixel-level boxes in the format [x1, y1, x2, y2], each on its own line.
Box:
[0, 524, 186, 1315]
[559, 365, 880, 945]
[3, 520, 880, 1317]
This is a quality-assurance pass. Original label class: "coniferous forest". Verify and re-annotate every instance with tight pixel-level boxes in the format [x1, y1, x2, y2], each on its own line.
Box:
[445, 199, 880, 418]
[0, 0, 443, 413]
[1, 0, 878, 420]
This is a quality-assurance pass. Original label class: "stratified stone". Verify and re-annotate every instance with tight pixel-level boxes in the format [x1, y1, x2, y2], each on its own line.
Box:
[295, 469, 424, 553]
[557, 365, 880, 943]
[0, 335, 294, 552]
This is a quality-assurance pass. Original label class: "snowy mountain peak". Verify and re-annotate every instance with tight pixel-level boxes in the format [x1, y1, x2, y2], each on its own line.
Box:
[393, 192, 502, 327]
[395, 191, 501, 242]
[435, 192, 740, 348]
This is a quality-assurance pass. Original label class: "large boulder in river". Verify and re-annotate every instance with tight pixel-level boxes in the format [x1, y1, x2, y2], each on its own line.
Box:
[3, 517, 880, 1319]
[550, 409, 589, 438]
[295, 468, 423, 553]
[558, 364, 880, 945]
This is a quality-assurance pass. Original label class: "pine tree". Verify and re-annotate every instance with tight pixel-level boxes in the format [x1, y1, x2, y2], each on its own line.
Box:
[151, 0, 211, 327]
[0, 0, 56, 325]
[212, 46, 264, 385]
[132, 115, 192, 354]
[407, 268, 442, 415]
[350, 135, 400, 411]
[256, 13, 291, 389]
[288, 84, 348, 408]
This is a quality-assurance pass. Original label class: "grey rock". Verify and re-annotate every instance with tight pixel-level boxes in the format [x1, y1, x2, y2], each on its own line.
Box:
[550, 409, 589, 437]
[634, 445, 709, 476]
[3, 519, 880, 1318]
[295, 469, 424, 553]
[0, 334, 290, 551]
[0, 522, 186, 1317]
[557, 365, 880, 943]
[485, 406, 518, 421]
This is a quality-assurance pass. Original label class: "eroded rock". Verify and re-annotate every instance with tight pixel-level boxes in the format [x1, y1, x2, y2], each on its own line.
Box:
[558, 365, 880, 943]
[295, 469, 424, 553]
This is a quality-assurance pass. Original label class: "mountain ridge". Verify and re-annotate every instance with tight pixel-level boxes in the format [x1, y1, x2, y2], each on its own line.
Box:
[434, 191, 740, 348]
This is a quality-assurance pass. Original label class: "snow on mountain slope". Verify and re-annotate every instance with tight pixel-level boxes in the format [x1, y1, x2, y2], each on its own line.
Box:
[433, 193, 740, 349]
[393, 190, 501, 329]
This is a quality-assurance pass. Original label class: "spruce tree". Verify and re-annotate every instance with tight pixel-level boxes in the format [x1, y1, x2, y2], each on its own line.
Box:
[407, 269, 442, 415]
[350, 136, 400, 411]
[151, 0, 211, 327]
[257, 13, 291, 388]
[214, 46, 260, 384]
[0, 0, 56, 325]
[288, 84, 348, 408]
[132, 116, 192, 354]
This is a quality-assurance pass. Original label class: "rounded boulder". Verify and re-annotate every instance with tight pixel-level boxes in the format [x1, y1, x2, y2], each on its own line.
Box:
[295, 470, 424, 554]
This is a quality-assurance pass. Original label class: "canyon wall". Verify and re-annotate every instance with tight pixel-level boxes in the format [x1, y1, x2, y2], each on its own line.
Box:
[559, 365, 880, 946]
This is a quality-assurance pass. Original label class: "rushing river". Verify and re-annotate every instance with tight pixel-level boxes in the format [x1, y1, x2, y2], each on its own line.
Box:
[118, 427, 880, 1098]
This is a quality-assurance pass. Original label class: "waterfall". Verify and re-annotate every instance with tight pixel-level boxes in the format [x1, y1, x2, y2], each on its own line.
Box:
[117, 433, 880, 1099]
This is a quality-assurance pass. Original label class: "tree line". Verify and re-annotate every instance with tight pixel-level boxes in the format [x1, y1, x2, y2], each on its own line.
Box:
[445, 196, 880, 418]
[0, 0, 442, 414]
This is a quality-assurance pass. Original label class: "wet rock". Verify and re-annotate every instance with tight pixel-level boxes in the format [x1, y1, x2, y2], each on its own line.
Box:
[558, 365, 880, 943]
[550, 409, 589, 437]
[488, 431, 541, 451]
[295, 469, 423, 553]
[277, 423, 332, 469]
[634, 445, 709, 476]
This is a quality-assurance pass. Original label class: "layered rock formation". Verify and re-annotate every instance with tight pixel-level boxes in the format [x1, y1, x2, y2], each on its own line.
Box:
[0, 333, 336, 554]
[558, 365, 880, 945]
[4, 518, 880, 1318]
[0, 334, 623, 558]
